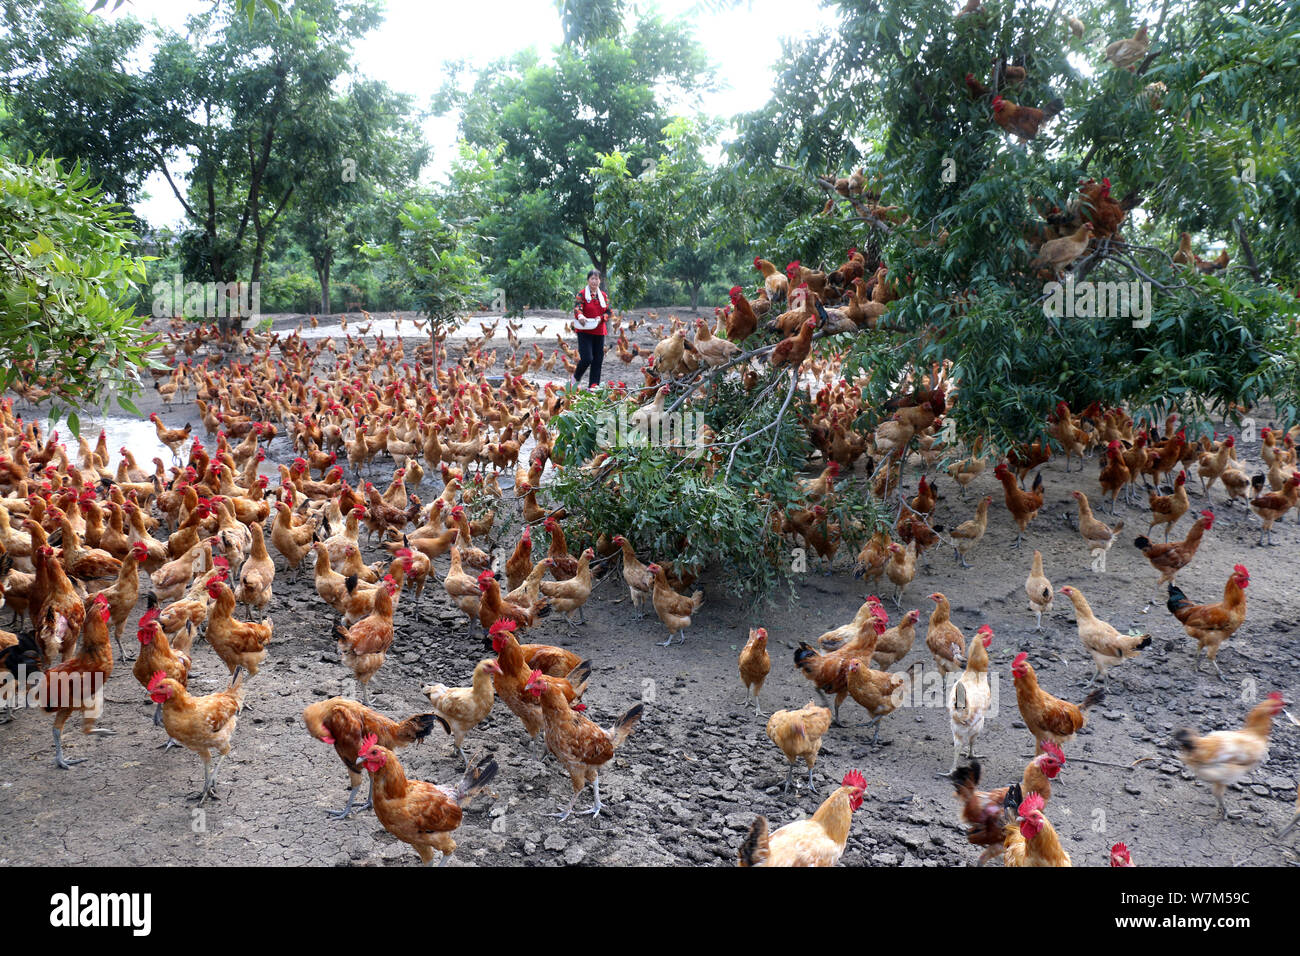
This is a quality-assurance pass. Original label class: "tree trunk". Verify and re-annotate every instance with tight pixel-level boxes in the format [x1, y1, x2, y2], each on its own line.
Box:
[689, 282, 700, 313]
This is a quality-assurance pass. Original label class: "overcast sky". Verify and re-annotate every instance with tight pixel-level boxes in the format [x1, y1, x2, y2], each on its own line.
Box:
[95, 0, 838, 228]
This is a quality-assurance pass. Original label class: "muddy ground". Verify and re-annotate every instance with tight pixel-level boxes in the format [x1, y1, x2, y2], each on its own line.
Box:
[1, 308, 1298, 867]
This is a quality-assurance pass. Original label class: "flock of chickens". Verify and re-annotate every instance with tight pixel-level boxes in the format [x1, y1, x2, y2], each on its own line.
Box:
[1, 291, 1296, 868]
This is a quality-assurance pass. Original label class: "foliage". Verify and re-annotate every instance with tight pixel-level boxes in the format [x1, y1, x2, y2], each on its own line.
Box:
[546, 379, 884, 604]
[732, 0, 1300, 444]
[362, 202, 485, 332]
[0, 155, 153, 429]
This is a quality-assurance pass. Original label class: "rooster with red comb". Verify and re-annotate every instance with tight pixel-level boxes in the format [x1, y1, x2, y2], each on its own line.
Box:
[738, 770, 866, 867]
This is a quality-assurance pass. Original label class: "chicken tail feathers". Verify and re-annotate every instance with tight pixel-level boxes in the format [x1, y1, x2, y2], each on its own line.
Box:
[738, 815, 770, 867]
[610, 701, 644, 749]
[1081, 687, 1105, 711]
[1166, 583, 1194, 620]
[404, 712, 449, 743]
[565, 659, 594, 699]
[951, 759, 981, 795]
[1173, 728, 1196, 754]
[454, 753, 498, 807]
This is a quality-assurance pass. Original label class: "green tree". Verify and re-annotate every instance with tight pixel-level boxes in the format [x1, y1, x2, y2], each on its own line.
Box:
[731, 0, 1300, 447]
[445, 13, 712, 290]
[0, 155, 153, 428]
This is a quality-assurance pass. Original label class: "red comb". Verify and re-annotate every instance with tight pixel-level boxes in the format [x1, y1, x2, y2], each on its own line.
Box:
[147, 671, 167, 692]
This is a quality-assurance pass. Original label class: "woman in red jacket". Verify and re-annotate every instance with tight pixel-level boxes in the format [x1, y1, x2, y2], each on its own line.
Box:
[571, 270, 610, 387]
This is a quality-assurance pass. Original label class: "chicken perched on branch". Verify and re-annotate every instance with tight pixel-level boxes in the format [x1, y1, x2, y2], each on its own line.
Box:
[1029, 223, 1093, 278]
[738, 770, 866, 867]
[1174, 693, 1284, 820]
[1105, 23, 1149, 71]
[992, 94, 1065, 141]
[1165, 565, 1249, 680]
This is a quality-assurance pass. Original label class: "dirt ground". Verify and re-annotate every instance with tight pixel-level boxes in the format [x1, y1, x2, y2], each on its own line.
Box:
[1, 309, 1298, 868]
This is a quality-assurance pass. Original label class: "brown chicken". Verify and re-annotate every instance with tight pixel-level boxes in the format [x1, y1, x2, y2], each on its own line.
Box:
[206, 577, 274, 677]
[302, 697, 446, 819]
[1165, 565, 1249, 680]
[1133, 509, 1214, 595]
[766, 700, 833, 793]
[994, 463, 1044, 548]
[355, 736, 497, 864]
[147, 667, 245, 804]
[1012, 651, 1103, 753]
[738, 627, 771, 716]
[647, 562, 703, 646]
[35, 593, 114, 769]
[524, 671, 643, 820]
[951, 743, 1066, 865]
[336, 577, 397, 704]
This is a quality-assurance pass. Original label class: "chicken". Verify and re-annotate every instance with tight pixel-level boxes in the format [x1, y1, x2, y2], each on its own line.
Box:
[35, 593, 114, 769]
[949, 495, 990, 568]
[647, 562, 703, 646]
[1249, 473, 1300, 545]
[940, 615, 993, 769]
[737, 770, 866, 867]
[539, 548, 594, 628]
[1012, 651, 1103, 753]
[99, 541, 146, 659]
[1133, 509, 1214, 595]
[1059, 584, 1151, 685]
[1003, 792, 1071, 867]
[233, 520, 274, 618]
[1026, 549, 1054, 631]
[524, 670, 643, 820]
[769, 318, 816, 372]
[693, 317, 742, 367]
[1197, 435, 1236, 499]
[726, 286, 760, 343]
[354, 735, 498, 865]
[994, 463, 1044, 548]
[870, 608, 920, 670]
[766, 700, 833, 793]
[1097, 439, 1131, 514]
[1166, 565, 1249, 681]
[302, 698, 446, 820]
[794, 602, 888, 723]
[1029, 222, 1093, 278]
[844, 658, 906, 743]
[421, 658, 498, 765]
[206, 577, 274, 677]
[504, 524, 533, 593]
[1071, 490, 1124, 571]
[1174, 693, 1285, 819]
[146, 667, 245, 804]
[1146, 470, 1190, 541]
[738, 627, 770, 716]
[131, 607, 191, 729]
[992, 94, 1065, 141]
[489, 619, 590, 749]
[753, 256, 789, 302]
[1105, 23, 1149, 71]
[951, 744, 1066, 865]
[925, 592, 967, 675]
[441, 546, 482, 632]
[270, 501, 316, 578]
[336, 576, 396, 704]
[477, 568, 546, 632]
[885, 540, 917, 607]
[612, 534, 653, 617]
